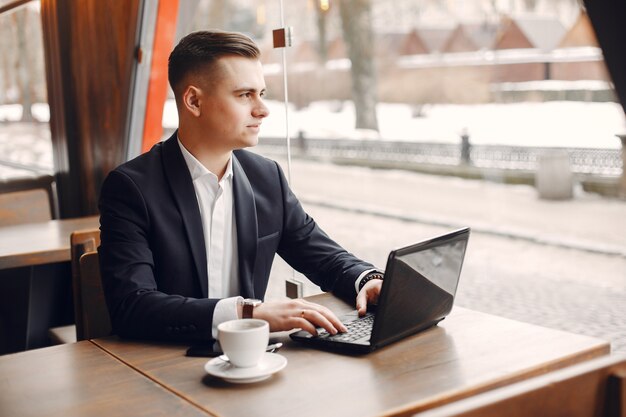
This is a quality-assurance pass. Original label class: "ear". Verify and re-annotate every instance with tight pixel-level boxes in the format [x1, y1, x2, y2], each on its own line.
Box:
[182, 85, 202, 117]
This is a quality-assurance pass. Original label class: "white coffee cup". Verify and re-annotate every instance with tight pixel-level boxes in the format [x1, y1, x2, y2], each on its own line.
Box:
[218, 319, 269, 368]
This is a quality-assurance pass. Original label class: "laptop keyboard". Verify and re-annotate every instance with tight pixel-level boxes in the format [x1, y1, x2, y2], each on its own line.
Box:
[317, 314, 374, 343]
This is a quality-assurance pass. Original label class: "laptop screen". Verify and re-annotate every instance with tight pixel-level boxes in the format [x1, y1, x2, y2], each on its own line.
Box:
[397, 237, 467, 296]
[371, 228, 469, 347]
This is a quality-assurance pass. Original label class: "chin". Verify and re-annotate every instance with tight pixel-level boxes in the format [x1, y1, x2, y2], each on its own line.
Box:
[240, 136, 259, 149]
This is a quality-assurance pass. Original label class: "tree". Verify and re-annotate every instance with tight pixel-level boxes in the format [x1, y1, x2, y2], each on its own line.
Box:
[522, 0, 539, 11]
[315, 1, 330, 63]
[338, 0, 379, 132]
[13, 9, 34, 122]
[0, 15, 14, 105]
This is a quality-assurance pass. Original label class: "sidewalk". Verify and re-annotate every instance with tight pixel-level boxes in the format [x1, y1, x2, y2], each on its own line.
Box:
[264, 156, 626, 353]
[284, 157, 626, 256]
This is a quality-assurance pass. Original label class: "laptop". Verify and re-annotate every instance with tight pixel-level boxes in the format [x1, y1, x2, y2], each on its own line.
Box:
[290, 227, 470, 353]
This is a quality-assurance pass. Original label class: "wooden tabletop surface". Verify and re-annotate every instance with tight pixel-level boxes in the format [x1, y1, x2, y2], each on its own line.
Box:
[0, 341, 209, 417]
[92, 293, 610, 417]
[0, 216, 99, 269]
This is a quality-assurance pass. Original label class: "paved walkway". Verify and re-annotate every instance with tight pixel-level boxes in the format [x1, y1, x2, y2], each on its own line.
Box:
[264, 156, 626, 353]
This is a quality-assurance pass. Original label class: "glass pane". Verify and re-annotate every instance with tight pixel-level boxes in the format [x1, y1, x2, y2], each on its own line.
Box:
[0, 0, 22, 7]
[0, 1, 53, 179]
[170, 1, 626, 352]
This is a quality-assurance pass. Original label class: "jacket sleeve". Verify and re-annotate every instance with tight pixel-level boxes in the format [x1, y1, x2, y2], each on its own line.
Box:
[273, 162, 376, 301]
[98, 169, 217, 342]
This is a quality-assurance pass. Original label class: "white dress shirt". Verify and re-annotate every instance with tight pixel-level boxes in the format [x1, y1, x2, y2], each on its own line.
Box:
[178, 139, 242, 338]
[178, 139, 375, 338]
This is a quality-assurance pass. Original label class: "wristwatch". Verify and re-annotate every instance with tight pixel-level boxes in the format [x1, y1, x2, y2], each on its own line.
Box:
[359, 272, 384, 292]
[240, 298, 263, 319]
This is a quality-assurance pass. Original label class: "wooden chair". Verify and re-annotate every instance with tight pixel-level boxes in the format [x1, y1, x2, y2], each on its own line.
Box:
[70, 229, 101, 340]
[77, 250, 112, 340]
[0, 175, 58, 226]
[414, 354, 626, 417]
[49, 229, 108, 343]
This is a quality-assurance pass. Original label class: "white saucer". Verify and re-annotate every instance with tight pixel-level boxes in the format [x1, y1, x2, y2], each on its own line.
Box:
[204, 352, 287, 384]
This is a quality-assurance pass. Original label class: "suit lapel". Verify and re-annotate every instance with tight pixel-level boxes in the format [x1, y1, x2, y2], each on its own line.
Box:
[232, 154, 258, 298]
[161, 134, 209, 297]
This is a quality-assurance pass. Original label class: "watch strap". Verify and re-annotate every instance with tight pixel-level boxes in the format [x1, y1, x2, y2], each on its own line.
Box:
[242, 303, 254, 319]
[241, 299, 262, 319]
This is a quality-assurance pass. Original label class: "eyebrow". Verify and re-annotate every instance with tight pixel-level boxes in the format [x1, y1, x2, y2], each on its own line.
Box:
[233, 87, 266, 94]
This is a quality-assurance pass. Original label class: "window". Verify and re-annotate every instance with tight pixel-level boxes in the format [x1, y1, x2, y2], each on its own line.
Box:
[0, 1, 53, 179]
[170, 0, 625, 351]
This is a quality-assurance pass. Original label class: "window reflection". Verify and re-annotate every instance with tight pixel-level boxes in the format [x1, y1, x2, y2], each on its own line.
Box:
[396, 238, 468, 296]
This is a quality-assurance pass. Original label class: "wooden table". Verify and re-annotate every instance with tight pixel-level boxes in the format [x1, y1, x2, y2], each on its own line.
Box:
[92, 293, 610, 417]
[0, 341, 208, 417]
[0, 216, 99, 353]
[0, 215, 98, 269]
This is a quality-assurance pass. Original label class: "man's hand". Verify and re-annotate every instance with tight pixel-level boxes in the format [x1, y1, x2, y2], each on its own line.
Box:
[253, 299, 348, 336]
[356, 279, 383, 316]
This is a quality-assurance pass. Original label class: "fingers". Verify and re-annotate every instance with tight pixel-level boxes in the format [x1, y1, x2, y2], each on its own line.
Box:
[299, 301, 348, 334]
[255, 299, 347, 335]
[356, 291, 367, 316]
[356, 279, 383, 316]
[289, 317, 318, 336]
[293, 311, 335, 336]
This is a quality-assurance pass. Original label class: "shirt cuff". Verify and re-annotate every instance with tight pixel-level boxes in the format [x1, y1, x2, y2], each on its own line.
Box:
[354, 269, 378, 294]
[212, 296, 243, 339]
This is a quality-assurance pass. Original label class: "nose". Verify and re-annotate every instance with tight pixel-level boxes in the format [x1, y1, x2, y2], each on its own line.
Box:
[252, 98, 269, 119]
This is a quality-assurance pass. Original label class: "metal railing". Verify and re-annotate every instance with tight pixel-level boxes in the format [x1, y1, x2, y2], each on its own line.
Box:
[257, 136, 622, 177]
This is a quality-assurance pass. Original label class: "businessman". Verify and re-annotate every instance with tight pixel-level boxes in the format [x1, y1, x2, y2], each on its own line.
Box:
[98, 30, 383, 343]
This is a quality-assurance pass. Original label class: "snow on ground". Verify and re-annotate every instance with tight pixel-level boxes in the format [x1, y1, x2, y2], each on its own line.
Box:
[257, 100, 625, 149]
[2, 99, 625, 149]
[0, 103, 50, 124]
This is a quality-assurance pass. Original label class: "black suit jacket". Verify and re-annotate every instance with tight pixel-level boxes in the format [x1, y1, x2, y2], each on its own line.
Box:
[98, 134, 374, 342]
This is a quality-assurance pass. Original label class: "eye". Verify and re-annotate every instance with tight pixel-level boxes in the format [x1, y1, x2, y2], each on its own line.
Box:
[240, 92, 252, 98]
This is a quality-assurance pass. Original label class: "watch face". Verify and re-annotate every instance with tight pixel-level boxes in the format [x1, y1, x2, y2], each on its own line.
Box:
[244, 298, 262, 306]
[242, 299, 262, 319]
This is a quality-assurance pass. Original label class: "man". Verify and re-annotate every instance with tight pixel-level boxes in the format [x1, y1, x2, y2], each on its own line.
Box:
[99, 30, 383, 343]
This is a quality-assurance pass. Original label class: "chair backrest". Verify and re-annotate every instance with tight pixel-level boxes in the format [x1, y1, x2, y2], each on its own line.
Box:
[0, 175, 58, 226]
[0, 189, 51, 226]
[69, 229, 104, 340]
[77, 251, 112, 340]
[415, 355, 626, 417]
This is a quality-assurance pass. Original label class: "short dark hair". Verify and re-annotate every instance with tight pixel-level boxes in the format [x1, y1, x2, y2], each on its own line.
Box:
[168, 30, 260, 97]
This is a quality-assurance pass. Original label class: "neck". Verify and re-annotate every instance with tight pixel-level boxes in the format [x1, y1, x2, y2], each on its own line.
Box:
[200, 151, 231, 180]
[178, 128, 231, 180]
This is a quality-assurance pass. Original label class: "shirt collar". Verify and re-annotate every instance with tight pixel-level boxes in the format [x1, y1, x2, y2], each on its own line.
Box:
[177, 136, 233, 182]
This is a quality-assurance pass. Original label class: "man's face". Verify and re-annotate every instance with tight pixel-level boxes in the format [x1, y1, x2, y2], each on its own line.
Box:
[194, 56, 269, 152]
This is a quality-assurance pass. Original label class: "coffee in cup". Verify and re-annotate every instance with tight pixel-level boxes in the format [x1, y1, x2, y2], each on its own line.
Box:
[217, 319, 269, 368]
